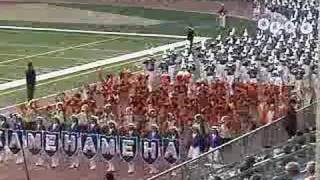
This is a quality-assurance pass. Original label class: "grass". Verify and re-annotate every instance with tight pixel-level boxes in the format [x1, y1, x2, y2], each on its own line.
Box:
[0, 60, 142, 108]
[0, 29, 178, 82]
[0, 3, 256, 38]
[0, 3, 255, 108]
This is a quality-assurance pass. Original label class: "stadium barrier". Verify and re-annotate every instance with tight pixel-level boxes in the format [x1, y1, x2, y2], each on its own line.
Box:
[147, 101, 317, 180]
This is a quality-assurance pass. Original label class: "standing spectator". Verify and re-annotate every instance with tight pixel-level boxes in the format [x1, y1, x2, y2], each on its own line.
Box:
[285, 162, 304, 180]
[26, 62, 36, 102]
[303, 161, 315, 180]
[284, 99, 297, 138]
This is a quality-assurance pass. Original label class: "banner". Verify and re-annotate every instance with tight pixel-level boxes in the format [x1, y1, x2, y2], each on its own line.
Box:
[141, 139, 160, 164]
[0, 129, 5, 151]
[100, 135, 117, 161]
[8, 130, 23, 154]
[119, 136, 138, 162]
[81, 133, 98, 159]
[163, 138, 180, 164]
[0, 129, 180, 164]
[26, 131, 43, 155]
[62, 131, 78, 157]
[44, 132, 59, 157]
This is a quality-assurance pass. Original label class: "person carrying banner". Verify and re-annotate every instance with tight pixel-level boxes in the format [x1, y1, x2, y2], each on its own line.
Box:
[104, 120, 118, 172]
[0, 115, 10, 164]
[86, 116, 100, 170]
[123, 123, 139, 174]
[47, 117, 62, 168]
[34, 116, 46, 167]
[163, 125, 180, 176]
[68, 116, 81, 169]
[12, 115, 24, 165]
[144, 124, 161, 174]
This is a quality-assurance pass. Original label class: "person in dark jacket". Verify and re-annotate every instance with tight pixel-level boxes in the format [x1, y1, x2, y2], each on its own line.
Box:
[285, 99, 297, 138]
[26, 62, 36, 102]
[186, 26, 195, 55]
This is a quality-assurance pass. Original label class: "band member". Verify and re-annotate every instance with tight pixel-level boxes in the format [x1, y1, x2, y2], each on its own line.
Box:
[68, 116, 81, 169]
[34, 116, 46, 167]
[105, 120, 118, 172]
[13, 115, 24, 165]
[164, 125, 179, 176]
[208, 127, 223, 164]
[48, 117, 62, 168]
[124, 123, 139, 174]
[145, 124, 161, 174]
[143, 57, 156, 91]
[87, 116, 100, 170]
[0, 115, 10, 164]
[188, 124, 203, 159]
[54, 102, 65, 125]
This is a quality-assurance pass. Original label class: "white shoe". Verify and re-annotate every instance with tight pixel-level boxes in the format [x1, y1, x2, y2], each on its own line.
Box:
[90, 165, 96, 170]
[51, 163, 58, 168]
[171, 171, 177, 176]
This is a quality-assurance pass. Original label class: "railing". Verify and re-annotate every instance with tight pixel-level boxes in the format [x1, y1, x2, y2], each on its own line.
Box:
[147, 101, 317, 180]
[225, 143, 315, 180]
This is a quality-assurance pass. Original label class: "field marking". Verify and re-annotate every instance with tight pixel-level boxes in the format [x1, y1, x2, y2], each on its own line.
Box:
[0, 37, 121, 65]
[0, 26, 189, 39]
[0, 38, 207, 91]
[0, 53, 90, 61]
[0, 44, 132, 53]
[0, 77, 17, 81]
[0, 59, 143, 98]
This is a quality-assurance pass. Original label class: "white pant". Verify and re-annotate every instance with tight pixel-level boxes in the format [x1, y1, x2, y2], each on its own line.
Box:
[128, 162, 135, 174]
[188, 146, 200, 159]
[209, 147, 223, 164]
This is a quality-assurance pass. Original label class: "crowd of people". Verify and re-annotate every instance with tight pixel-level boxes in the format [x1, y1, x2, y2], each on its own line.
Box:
[209, 128, 316, 180]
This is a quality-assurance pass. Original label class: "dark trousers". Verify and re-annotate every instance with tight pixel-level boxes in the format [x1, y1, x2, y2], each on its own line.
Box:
[27, 84, 35, 101]
[188, 39, 193, 55]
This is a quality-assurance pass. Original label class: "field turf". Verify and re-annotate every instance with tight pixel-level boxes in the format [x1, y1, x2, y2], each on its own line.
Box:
[0, 29, 177, 108]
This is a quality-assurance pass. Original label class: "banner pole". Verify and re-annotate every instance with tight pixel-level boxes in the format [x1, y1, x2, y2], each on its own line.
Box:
[21, 142, 31, 180]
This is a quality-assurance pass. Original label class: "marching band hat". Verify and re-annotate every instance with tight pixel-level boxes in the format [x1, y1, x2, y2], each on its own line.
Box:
[104, 103, 112, 108]
[108, 120, 117, 127]
[90, 115, 98, 122]
[0, 114, 6, 121]
[127, 122, 136, 128]
[194, 114, 202, 120]
[192, 124, 201, 130]
[211, 126, 219, 130]
[169, 126, 178, 131]
[151, 124, 159, 129]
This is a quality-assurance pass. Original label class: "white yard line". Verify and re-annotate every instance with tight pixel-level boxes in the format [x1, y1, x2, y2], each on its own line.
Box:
[0, 77, 17, 81]
[0, 37, 121, 64]
[0, 53, 90, 61]
[0, 38, 207, 91]
[0, 60, 140, 97]
[0, 26, 189, 39]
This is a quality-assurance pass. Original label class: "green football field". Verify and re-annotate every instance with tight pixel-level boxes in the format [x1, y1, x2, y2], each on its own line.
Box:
[0, 3, 255, 109]
[0, 29, 179, 108]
